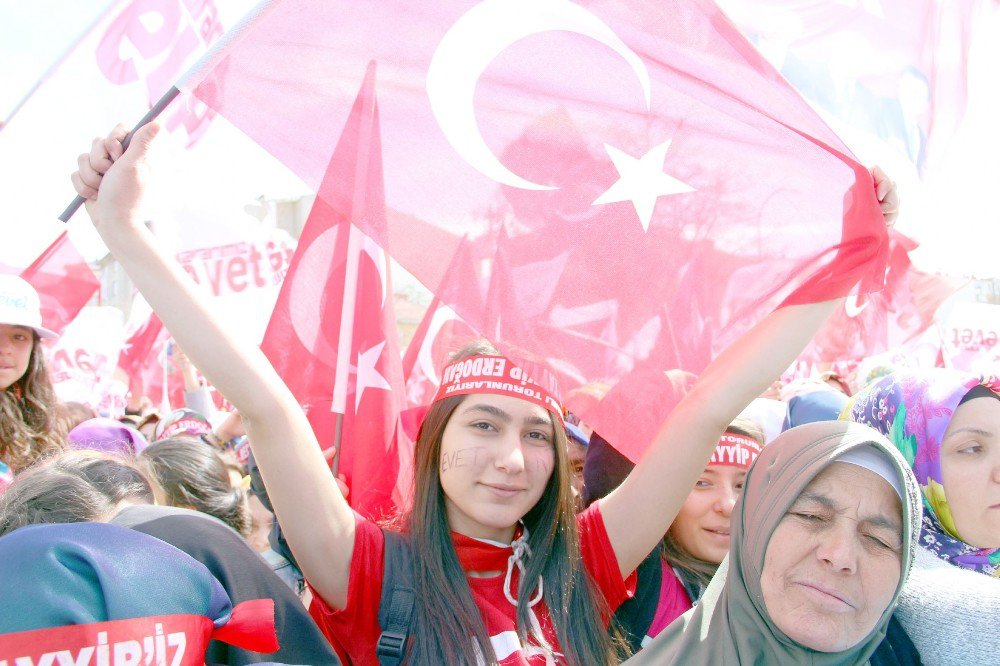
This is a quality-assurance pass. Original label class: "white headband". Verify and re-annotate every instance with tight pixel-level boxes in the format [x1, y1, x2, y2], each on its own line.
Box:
[835, 446, 903, 500]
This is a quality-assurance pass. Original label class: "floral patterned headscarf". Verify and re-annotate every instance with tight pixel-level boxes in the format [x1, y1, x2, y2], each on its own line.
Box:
[847, 369, 1000, 576]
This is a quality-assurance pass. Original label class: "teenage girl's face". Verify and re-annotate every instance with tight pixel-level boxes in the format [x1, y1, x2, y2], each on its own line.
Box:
[940, 395, 1000, 548]
[670, 465, 746, 563]
[439, 393, 556, 543]
[0, 324, 33, 391]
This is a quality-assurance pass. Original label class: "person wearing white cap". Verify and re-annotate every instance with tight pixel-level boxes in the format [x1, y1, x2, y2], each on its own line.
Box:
[0, 275, 64, 479]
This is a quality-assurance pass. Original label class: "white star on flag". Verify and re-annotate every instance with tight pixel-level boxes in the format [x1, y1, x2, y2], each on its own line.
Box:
[355, 340, 392, 411]
[592, 140, 695, 231]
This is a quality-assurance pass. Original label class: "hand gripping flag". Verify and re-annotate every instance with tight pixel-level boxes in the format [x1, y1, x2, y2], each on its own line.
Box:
[182, 0, 888, 462]
[260, 64, 411, 519]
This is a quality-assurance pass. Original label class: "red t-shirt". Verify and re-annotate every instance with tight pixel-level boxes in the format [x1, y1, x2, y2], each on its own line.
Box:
[309, 501, 636, 665]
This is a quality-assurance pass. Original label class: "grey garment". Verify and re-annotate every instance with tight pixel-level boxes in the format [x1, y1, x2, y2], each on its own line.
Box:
[184, 386, 216, 419]
[113, 502, 232, 530]
[896, 546, 1000, 666]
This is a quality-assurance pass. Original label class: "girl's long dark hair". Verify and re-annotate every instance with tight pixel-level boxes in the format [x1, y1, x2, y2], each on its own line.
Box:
[402, 342, 627, 664]
[0, 332, 65, 471]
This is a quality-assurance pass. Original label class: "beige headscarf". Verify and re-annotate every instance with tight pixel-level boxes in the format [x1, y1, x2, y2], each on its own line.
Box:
[625, 421, 921, 665]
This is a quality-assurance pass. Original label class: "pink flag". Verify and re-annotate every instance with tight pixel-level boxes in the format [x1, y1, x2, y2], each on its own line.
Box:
[401, 238, 481, 412]
[187, 0, 888, 462]
[801, 231, 964, 368]
[116, 306, 184, 411]
[260, 65, 410, 519]
[19, 232, 100, 336]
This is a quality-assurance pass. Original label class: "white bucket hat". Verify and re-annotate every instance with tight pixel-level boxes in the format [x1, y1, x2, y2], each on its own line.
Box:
[0, 274, 58, 338]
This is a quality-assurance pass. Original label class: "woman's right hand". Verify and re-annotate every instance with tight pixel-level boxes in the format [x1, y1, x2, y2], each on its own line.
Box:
[70, 122, 161, 232]
[70, 123, 357, 609]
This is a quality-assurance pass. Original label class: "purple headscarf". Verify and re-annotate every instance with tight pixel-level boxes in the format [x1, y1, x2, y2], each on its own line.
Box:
[67, 418, 149, 456]
[848, 368, 1000, 576]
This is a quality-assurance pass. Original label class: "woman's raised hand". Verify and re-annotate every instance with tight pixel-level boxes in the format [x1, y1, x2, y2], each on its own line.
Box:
[70, 122, 161, 230]
[871, 165, 899, 227]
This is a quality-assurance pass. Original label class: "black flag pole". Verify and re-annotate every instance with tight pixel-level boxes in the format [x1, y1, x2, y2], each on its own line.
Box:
[57, 0, 274, 223]
[58, 86, 181, 223]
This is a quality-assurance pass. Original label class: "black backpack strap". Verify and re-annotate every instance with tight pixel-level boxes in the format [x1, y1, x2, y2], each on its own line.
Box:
[611, 548, 663, 652]
[377, 530, 415, 666]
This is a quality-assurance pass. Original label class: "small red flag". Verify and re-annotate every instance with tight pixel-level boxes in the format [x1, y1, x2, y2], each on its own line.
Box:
[19, 232, 99, 336]
[260, 64, 410, 519]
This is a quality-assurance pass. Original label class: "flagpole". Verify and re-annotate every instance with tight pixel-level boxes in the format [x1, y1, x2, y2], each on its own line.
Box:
[58, 0, 282, 223]
[330, 62, 380, 477]
[58, 86, 181, 223]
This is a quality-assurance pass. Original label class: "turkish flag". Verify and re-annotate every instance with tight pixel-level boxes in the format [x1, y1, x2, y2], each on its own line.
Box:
[260, 64, 410, 520]
[801, 230, 964, 368]
[116, 302, 184, 412]
[19, 232, 100, 336]
[401, 237, 481, 410]
[399, 240, 482, 440]
[186, 0, 888, 462]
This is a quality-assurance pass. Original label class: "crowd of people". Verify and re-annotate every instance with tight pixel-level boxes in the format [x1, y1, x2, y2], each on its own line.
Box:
[0, 123, 996, 666]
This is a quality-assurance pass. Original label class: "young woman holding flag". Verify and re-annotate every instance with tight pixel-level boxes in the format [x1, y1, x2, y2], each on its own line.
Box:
[70, 122, 897, 664]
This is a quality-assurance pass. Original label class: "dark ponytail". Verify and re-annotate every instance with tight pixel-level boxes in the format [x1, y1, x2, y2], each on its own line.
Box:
[138, 437, 251, 536]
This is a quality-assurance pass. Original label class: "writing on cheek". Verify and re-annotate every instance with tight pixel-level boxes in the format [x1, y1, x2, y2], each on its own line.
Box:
[441, 447, 486, 473]
[534, 457, 554, 476]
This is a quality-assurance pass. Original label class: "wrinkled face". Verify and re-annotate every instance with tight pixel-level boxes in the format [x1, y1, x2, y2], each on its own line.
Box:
[761, 463, 903, 652]
[940, 396, 1000, 548]
[0, 324, 33, 391]
[439, 393, 556, 542]
[671, 465, 746, 563]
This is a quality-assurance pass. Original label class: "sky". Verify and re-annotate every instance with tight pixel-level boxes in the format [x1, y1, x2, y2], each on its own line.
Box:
[0, 1, 109, 120]
[2, 1, 998, 278]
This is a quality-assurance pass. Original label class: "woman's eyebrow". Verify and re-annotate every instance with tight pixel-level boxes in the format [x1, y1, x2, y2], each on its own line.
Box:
[791, 491, 836, 510]
[863, 514, 902, 535]
[943, 426, 994, 441]
[462, 404, 512, 422]
[796, 491, 902, 535]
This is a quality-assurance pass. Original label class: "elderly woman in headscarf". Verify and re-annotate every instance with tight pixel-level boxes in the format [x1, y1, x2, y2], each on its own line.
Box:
[848, 369, 1000, 665]
[624, 420, 922, 665]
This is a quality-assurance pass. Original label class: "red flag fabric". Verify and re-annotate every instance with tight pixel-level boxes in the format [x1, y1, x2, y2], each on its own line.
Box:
[720, 0, 982, 174]
[401, 238, 481, 411]
[18, 232, 100, 336]
[260, 65, 411, 519]
[801, 231, 964, 368]
[187, 0, 888, 462]
[117, 303, 185, 411]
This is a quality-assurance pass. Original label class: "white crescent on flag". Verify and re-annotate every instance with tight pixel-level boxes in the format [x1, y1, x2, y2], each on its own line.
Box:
[426, 0, 650, 191]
